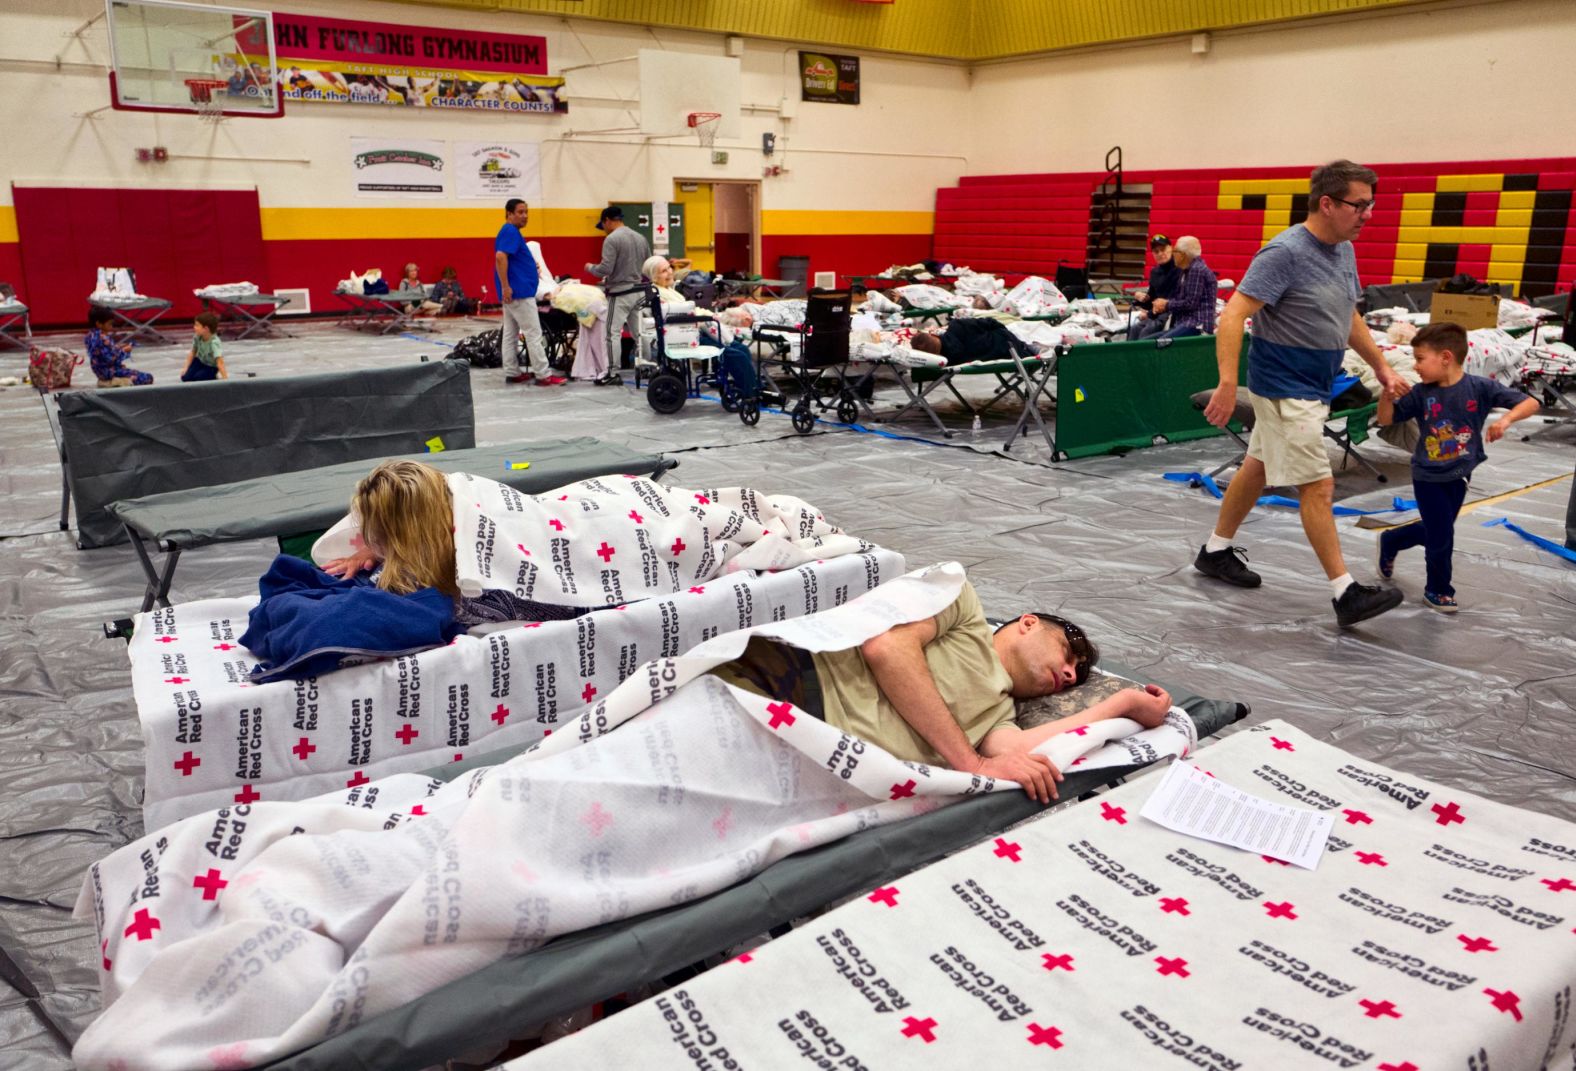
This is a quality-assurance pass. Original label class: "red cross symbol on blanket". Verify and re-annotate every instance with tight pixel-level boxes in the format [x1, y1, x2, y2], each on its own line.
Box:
[596, 542, 616, 563]
[515, 543, 531, 557]
[1041, 953, 1075, 972]
[1263, 901, 1298, 919]
[548, 518, 564, 531]
[899, 1017, 937, 1043]
[1359, 998, 1401, 1019]
[1378, 1063, 1420, 1071]
[410, 805, 427, 816]
[346, 771, 370, 789]
[993, 838, 1023, 862]
[192, 868, 228, 901]
[1069, 725, 1088, 736]
[214, 643, 237, 651]
[101, 940, 112, 971]
[1026, 1023, 1064, 1049]
[1270, 737, 1294, 751]
[165, 676, 189, 685]
[671, 537, 686, 555]
[688, 585, 706, 594]
[233, 784, 260, 805]
[154, 635, 176, 643]
[1159, 897, 1190, 915]
[581, 682, 597, 703]
[1432, 801, 1466, 826]
[1484, 987, 1523, 1021]
[1457, 934, 1497, 953]
[492, 704, 510, 726]
[395, 724, 419, 745]
[1100, 802, 1127, 824]
[694, 493, 711, 505]
[1544, 877, 1576, 893]
[292, 737, 316, 760]
[628, 510, 644, 524]
[173, 751, 201, 776]
[889, 779, 917, 800]
[766, 702, 796, 729]
[582, 802, 613, 837]
[1356, 851, 1389, 867]
[206, 1043, 252, 1070]
[124, 908, 160, 941]
[1154, 956, 1190, 977]
[1342, 808, 1374, 825]
[868, 886, 900, 907]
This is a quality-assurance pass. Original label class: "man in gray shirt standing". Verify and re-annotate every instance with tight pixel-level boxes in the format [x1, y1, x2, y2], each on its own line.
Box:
[1197, 160, 1409, 628]
[586, 206, 651, 375]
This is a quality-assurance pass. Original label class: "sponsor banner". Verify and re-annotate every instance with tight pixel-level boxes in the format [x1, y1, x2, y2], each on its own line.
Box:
[279, 64, 565, 114]
[350, 137, 447, 199]
[800, 50, 860, 105]
[455, 141, 542, 202]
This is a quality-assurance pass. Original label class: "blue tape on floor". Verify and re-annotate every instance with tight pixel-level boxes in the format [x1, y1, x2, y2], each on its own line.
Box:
[1163, 473, 1417, 516]
[1482, 517, 1576, 564]
[402, 333, 454, 348]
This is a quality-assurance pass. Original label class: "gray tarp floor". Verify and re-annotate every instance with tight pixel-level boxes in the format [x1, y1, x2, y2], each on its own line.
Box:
[3, 319, 1574, 1067]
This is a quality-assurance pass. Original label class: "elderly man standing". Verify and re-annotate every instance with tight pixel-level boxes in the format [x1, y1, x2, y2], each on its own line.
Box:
[1197, 160, 1408, 628]
[585, 206, 651, 371]
[1154, 235, 1217, 339]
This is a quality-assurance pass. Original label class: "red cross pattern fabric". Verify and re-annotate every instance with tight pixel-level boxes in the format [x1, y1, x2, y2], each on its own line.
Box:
[511, 720, 1576, 1070]
[74, 563, 1197, 1069]
[130, 544, 903, 831]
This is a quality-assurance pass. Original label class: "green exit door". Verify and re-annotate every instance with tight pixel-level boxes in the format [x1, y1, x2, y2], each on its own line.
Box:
[610, 201, 686, 260]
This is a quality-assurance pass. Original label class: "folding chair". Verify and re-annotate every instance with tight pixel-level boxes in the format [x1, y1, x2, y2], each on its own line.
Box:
[1189, 384, 1389, 484]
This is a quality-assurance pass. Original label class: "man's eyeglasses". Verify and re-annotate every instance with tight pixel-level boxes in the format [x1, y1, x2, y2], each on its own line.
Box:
[1038, 613, 1093, 685]
[1329, 196, 1376, 213]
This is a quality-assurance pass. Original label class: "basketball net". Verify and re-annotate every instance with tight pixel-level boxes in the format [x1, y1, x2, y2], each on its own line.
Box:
[185, 78, 228, 123]
[687, 111, 721, 150]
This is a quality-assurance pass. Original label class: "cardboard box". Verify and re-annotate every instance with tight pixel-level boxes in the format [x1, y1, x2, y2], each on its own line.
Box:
[1430, 291, 1500, 330]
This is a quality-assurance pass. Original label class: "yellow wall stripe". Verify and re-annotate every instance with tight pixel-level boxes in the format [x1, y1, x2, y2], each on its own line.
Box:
[259, 206, 933, 241]
[0, 206, 17, 244]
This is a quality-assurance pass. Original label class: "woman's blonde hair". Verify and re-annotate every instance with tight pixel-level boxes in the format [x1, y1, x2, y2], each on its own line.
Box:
[352, 461, 458, 598]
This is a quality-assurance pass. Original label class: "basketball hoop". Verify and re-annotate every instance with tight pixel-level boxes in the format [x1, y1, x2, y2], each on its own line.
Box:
[185, 78, 228, 123]
[687, 111, 721, 150]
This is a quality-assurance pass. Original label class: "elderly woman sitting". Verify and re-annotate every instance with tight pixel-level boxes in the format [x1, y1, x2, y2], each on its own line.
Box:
[642, 255, 687, 305]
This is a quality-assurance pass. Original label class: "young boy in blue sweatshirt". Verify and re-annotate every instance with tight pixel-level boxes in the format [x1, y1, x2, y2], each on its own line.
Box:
[1376, 321, 1539, 612]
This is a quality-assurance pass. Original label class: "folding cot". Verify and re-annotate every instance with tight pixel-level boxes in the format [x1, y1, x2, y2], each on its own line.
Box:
[334, 287, 433, 334]
[199, 290, 293, 339]
[248, 664, 1246, 1071]
[0, 283, 30, 350]
[885, 348, 1061, 452]
[108, 438, 676, 615]
[94, 296, 176, 345]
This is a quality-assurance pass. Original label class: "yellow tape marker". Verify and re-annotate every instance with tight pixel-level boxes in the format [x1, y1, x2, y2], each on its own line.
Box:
[425, 436, 445, 453]
[507, 461, 531, 470]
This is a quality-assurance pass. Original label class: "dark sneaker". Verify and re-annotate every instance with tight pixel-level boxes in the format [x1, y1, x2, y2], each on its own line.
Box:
[1376, 534, 1397, 580]
[1333, 581, 1404, 628]
[1423, 591, 1459, 613]
[535, 375, 568, 386]
[596, 372, 624, 386]
[505, 373, 534, 385]
[1193, 545, 1262, 588]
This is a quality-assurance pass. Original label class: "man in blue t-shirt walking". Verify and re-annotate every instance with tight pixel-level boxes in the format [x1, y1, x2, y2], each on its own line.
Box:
[493, 198, 564, 386]
[1197, 161, 1409, 628]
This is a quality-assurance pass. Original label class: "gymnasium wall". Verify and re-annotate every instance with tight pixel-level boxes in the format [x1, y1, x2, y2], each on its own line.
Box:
[0, 0, 962, 324]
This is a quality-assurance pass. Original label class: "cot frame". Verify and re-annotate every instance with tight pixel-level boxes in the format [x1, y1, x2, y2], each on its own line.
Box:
[99, 297, 176, 346]
[884, 349, 1061, 456]
[0, 302, 31, 350]
[334, 289, 433, 335]
[200, 293, 293, 340]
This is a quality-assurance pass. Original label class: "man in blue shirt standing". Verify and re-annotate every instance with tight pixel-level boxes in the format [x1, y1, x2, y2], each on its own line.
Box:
[1197, 160, 1409, 628]
[494, 198, 564, 386]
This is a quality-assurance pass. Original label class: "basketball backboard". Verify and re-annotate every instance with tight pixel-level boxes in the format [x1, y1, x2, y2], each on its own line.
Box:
[637, 50, 740, 140]
[105, 0, 281, 118]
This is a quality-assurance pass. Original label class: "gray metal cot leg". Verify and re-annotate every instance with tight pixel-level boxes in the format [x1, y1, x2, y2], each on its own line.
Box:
[882, 369, 954, 437]
[126, 525, 182, 613]
[1000, 354, 1060, 456]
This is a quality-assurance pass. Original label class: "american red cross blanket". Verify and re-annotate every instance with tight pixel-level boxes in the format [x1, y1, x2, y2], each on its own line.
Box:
[514, 721, 1576, 1071]
[75, 564, 1193, 1070]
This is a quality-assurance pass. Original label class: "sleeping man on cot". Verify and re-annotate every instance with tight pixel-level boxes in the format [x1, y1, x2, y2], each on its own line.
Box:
[324, 461, 1171, 803]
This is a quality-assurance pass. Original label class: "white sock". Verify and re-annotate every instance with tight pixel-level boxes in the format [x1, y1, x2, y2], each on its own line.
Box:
[1204, 533, 1233, 554]
[1331, 573, 1355, 599]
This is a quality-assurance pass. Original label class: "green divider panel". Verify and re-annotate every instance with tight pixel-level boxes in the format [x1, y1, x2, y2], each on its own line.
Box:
[1055, 334, 1250, 459]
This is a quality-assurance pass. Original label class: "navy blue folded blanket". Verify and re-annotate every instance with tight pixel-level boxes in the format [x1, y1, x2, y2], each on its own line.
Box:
[240, 555, 461, 683]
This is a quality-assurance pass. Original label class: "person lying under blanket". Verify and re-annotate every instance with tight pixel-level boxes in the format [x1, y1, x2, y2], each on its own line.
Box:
[909, 317, 1037, 365]
[712, 580, 1172, 804]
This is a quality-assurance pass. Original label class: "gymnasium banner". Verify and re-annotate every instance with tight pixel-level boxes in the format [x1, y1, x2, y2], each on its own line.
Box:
[350, 138, 447, 199]
[268, 12, 566, 114]
[454, 142, 542, 202]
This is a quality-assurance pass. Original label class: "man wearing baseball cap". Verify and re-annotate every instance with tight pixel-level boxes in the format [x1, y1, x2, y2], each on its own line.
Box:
[1126, 234, 1180, 340]
[586, 206, 652, 372]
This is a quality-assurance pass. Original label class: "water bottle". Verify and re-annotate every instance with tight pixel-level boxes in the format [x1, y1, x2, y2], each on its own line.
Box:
[970, 414, 982, 441]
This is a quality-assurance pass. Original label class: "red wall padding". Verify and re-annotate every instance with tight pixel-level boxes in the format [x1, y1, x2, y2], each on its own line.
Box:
[14, 187, 269, 326]
[935, 157, 1576, 298]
